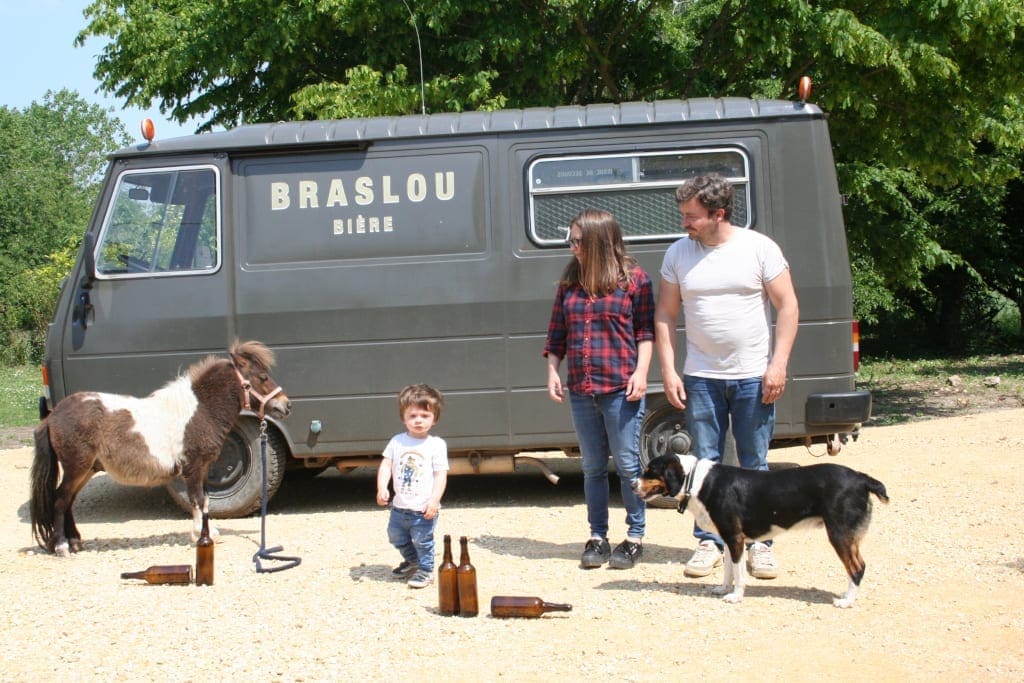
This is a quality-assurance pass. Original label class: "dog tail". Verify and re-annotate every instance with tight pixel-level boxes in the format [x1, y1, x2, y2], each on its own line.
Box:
[862, 474, 889, 504]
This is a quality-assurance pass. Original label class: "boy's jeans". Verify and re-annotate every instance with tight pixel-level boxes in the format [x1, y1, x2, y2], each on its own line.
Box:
[387, 506, 437, 572]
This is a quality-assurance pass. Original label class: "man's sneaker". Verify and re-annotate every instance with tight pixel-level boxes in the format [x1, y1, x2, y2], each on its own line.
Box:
[747, 542, 778, 579]
[609, 540, 643, 569]
[392, 560, 417, 578]
[407, 569, 434, 588]
[684, 540, 723, 577]
[580, 538, 611, 568]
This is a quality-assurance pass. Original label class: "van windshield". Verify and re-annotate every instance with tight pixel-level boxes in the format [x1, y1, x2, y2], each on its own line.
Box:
[95, 166, 220, 277]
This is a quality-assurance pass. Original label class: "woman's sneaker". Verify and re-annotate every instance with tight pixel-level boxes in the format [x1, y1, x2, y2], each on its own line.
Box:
[407, 569, 434, 588]
[684, 540, 723, 577]
[609, 540, 643, 569]
[580, 538, 611, 568]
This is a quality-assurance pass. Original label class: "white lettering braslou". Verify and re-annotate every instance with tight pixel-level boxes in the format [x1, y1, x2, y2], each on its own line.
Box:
[270, 172, 455, 211]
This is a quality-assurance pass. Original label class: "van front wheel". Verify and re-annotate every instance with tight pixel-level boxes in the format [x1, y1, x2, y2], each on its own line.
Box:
[165, 418, 288, 518]
[639, 400, 692, 509]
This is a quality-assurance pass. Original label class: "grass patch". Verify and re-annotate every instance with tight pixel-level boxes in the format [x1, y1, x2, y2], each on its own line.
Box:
[858, 354, 1024, 425]
[0, 364, 41, 428]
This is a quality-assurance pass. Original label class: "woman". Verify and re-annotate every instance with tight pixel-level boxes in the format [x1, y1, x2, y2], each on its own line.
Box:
[543, 209, 654, 569]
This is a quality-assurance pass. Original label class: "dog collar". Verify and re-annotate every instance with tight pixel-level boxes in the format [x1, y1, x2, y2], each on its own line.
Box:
[676, 463, 697, 514]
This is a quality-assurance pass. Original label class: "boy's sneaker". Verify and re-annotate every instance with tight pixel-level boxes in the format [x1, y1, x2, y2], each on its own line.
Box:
[609, 540, 643, 569]
[746, 542, 778, 579]
[580, 538, 611, 568]
[407, 569, 434, 588]
[392, 560, 417, 578]
[684, 540, 723, 577]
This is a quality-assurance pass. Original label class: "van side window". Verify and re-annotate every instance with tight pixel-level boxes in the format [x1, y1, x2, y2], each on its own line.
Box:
[528, 148, 750, 245]
[95, 166, 220, 277]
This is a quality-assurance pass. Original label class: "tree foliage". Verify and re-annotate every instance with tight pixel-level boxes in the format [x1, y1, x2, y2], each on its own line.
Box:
[68, 0, 1024, 346]
[0, 91, 129, 363]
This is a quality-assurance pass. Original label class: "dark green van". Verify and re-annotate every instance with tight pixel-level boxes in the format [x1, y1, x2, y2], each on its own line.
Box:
[41, 96, 870, 516]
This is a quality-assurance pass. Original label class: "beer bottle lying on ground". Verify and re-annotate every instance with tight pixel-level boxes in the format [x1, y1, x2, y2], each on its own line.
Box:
[120, 565, 193, 585]
[490, 596, 573, 618]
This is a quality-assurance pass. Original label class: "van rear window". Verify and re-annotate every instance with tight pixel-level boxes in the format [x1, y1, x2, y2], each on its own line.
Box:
[528, 148, 750, 245]
[95, 166, 221, 278]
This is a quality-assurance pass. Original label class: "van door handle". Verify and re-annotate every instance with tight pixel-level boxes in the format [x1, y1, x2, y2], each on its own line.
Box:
[72, 291, 93, 329]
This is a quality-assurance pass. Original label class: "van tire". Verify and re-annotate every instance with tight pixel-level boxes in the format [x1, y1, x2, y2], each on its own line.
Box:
[639, 399, 692, 509]
[165, 418, 288, 518]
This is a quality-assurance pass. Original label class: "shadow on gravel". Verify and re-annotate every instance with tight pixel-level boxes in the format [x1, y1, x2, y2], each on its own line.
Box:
[596, 578, 838, 605]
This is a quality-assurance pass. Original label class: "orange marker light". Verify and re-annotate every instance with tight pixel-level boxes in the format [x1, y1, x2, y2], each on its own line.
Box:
[798, 76, 813, 102]
[140, 118, 156, 142]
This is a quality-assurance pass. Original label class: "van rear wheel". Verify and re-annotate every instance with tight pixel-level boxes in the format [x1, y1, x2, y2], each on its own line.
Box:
[166, 417, 288, 518]
[639, 400, 692, 509]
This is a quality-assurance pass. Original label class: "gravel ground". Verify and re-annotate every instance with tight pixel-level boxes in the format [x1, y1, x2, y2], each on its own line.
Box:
[3, 409, 1023, 682]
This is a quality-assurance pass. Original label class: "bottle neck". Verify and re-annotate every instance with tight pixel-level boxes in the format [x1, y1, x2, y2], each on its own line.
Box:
[541, 602, 572, 612]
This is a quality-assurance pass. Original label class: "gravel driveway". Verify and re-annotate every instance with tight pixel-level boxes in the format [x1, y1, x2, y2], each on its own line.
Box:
[3, 409, 1023, 681]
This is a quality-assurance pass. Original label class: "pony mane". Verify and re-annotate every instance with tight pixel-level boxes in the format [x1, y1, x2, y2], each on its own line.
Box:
[229, 339, 276, 370]
[184, 341, 274, 384]
[187, 355, 227, 383]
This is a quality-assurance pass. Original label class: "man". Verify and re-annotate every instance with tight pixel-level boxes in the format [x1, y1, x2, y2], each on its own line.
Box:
[654, 174, 799, 580]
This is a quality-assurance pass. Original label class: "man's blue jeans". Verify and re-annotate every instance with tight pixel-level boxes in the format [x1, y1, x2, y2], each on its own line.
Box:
[684, 375, 774, 547]
[387, 507, 437, 572]
[569, 389, 646, 540]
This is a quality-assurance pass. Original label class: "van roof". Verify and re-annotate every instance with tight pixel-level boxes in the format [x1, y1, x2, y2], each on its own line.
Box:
[116, 98, 824, 157]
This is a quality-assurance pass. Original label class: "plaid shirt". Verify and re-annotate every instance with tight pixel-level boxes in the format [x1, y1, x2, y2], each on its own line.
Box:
[544, 266, 655, 395]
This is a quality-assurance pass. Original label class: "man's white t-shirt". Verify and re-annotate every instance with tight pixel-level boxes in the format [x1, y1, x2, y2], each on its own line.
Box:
[382, 432, 449, 511]
[660, 229, 789, 379]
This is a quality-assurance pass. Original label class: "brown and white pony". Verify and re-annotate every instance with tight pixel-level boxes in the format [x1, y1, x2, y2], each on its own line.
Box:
[30, 340, 291, 556]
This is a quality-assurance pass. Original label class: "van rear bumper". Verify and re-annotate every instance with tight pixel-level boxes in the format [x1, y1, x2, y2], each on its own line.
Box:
[805, 390, 872, 428]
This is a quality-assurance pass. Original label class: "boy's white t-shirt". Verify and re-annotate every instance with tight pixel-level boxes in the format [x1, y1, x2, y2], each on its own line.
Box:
[382, 432, 449, 511]
[660, 229, 789, 379]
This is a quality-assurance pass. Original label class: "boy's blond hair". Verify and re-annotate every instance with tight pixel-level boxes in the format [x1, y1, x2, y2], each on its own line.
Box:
[397, 383, 445, 422]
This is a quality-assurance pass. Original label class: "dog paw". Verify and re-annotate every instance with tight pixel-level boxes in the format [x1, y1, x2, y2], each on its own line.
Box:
[721, 592, 743, 603]
[833, 596, 855, 608]
[710, 585, 730, 596]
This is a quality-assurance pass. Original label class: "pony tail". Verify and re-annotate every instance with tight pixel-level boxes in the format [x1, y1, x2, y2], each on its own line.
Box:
[30, 423, 57, 550]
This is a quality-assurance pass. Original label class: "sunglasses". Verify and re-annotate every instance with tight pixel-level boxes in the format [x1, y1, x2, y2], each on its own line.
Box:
[567, 237, 583, 248]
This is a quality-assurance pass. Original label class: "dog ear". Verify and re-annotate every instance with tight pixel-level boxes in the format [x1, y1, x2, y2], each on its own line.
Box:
[662, 459, 684, 496]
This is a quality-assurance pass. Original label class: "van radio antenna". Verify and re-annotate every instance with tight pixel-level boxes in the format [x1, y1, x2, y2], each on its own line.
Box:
[401, 0, 427, 115]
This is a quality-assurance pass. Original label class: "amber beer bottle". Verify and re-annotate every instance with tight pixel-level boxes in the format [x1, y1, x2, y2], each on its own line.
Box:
[456, 536, 478, 617]
[438, 534, 460, 616]
[490, 596, 573, 618]
[120, 564, 193, 585]
[195, 512, 215, 586]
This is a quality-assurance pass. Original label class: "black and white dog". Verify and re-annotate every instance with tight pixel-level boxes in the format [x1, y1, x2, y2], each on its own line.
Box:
[634, 454, 888, 607]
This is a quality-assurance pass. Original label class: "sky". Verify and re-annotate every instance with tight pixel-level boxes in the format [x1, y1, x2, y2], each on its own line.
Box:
[0, 0, 199, 141]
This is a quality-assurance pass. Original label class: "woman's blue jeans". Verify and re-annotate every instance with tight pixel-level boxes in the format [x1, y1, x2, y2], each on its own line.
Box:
[387, 507, 437, 572]
[684, 375, 774, 547]
[569, 389, 646, 540]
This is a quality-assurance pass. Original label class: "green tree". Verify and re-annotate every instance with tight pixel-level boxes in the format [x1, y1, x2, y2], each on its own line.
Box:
[0, 90, 129, 363]
[78, 0, 1024, 343]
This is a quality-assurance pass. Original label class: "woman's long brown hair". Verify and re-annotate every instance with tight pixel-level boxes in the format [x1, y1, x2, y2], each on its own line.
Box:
[560, 209, 637, 296]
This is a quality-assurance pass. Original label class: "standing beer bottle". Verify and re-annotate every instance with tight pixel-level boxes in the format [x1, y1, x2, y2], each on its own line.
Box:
[438, 534, 460, 616]
[490, 596, 573, 618]
[456, 536, 478, 617]
[120, 564, 193, 585]
[195, 512, 215, 586]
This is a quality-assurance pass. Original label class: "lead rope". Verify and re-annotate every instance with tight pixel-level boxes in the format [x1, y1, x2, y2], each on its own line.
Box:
[253, 418, 301, 573]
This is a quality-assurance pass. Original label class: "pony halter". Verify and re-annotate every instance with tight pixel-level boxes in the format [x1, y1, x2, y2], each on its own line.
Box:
[232, 364, 283, 419]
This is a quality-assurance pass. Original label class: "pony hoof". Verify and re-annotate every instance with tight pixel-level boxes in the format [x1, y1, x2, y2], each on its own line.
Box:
[54, 544, 71, 558]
